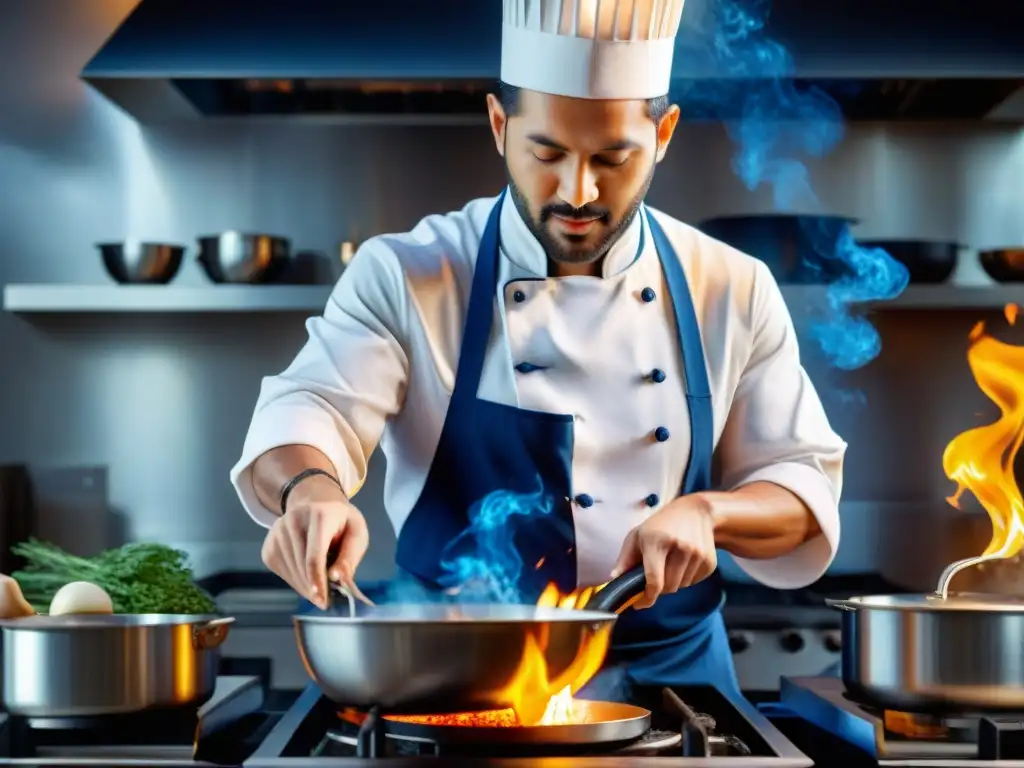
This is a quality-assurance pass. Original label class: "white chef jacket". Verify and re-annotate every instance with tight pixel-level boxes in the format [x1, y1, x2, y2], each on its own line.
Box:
[231, 190, 846, 589]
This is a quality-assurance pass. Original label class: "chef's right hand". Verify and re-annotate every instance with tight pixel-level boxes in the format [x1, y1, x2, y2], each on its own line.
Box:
[260, 476, 369, 610]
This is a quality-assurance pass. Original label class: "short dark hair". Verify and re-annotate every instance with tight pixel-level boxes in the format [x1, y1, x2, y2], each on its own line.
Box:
[496, 81, 670, 123]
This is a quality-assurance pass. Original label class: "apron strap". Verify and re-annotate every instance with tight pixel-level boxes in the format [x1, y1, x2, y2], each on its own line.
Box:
[448, 190, 506, 408]
[645, 210, 714, 495]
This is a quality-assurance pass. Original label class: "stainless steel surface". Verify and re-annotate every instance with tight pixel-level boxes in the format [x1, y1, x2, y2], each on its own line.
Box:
[780, 676, 1015, 765]
[0, 614, 234, 716]
[196, 232, 291, 284]
[294, 604, 617, 711]
[827, 593, 1024, 710]
[97, 242, 185, 284]
[383, 701, 651, 745]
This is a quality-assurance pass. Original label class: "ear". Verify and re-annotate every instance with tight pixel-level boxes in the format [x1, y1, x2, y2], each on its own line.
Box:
[486, 93, 507, 157]
[654, 105, 681, 163]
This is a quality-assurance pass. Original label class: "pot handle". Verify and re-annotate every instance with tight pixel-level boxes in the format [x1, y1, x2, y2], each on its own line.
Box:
[193, 616, 235, 650]
[582, 566, 647, 614]
[824, 598, 856, 612]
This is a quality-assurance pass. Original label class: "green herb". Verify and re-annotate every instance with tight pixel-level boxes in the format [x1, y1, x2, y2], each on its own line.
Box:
[10, 539, 216, 615]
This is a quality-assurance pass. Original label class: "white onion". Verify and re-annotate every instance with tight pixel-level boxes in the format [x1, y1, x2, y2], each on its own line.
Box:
[48, 581, 114, 616]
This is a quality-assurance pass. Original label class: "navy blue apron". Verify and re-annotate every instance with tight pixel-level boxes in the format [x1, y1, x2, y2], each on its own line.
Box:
[388, 191, 740, 698]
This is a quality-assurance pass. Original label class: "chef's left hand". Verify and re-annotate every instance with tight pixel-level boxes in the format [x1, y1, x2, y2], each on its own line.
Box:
[610, 494, 717, 609]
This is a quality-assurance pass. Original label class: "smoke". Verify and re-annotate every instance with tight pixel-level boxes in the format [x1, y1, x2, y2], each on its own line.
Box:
[679, 0, 909, 371]
[437, 483, 554, 603]
[376, 485, 555, 606]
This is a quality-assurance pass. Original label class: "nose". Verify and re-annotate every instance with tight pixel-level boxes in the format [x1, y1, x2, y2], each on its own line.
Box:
[556, 158, 599, 210]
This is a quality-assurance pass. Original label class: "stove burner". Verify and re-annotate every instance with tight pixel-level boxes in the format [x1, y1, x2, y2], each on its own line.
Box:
[782, 676, 1024, 762]
[377, 700, 651, 746]
[248, 682, 801, 764]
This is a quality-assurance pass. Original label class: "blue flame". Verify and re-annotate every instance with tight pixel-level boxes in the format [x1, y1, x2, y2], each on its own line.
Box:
[437, 483, 553, 603]
[680, 0, 909, 371]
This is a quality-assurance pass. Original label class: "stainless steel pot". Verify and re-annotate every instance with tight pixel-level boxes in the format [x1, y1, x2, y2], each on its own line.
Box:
[196, 232, 291, 283]
[294, 567, 647, 713]
[0, 613, 234, 717]
[827, 592, 1024, 712]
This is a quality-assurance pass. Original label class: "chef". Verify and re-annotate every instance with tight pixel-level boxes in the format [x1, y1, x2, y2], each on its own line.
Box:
[231, 0, 846, 698]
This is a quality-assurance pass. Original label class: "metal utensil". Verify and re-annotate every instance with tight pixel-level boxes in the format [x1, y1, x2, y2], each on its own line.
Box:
[935, 553, 1004, 599]
[196, 232, 291, 283]
[0, 613, 234, 717]
[294, 566, 648, 713]
[98, 241, 185, 284]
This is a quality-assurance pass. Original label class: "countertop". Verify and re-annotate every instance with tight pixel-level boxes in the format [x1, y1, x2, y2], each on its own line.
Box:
[0, 760, 814, 767]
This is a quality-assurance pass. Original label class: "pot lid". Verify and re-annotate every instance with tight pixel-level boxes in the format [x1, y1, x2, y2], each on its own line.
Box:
[830, 592, 1024, 612]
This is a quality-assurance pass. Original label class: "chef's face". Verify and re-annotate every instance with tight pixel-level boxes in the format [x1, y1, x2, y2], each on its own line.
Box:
[487, 87, 680, 271]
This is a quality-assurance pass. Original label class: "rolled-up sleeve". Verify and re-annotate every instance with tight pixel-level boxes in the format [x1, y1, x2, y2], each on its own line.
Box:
[230, 244, 410, 527]
[716, 261, 847, 589]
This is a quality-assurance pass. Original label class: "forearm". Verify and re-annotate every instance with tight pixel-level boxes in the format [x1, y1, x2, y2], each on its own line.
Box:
[252, 445, 346, 516]
[698, 481, 823, 560]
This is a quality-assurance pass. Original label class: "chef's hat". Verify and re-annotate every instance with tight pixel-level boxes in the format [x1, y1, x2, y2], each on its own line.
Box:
[501, 0, 686, 101]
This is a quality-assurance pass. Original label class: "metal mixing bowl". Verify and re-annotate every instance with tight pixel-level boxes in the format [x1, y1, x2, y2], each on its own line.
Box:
[196, 232, 291, 283]
[98, 241, 185, 284]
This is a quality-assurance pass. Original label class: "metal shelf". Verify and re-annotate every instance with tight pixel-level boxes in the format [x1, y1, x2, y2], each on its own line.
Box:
[784, 284, 1021, 311]
[2, 283, 1019, 314]
[2, 284, 333, 313]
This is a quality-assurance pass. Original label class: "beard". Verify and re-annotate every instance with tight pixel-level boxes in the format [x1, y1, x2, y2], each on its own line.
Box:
[506, 161, 655, 271]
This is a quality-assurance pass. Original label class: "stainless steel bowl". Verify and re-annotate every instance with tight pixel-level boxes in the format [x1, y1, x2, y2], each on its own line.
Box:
[196, 232, 291, 283]
[98, 241, 185, 284]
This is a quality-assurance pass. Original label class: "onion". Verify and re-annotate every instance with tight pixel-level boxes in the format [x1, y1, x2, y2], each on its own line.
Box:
[49, 581, 114, 616]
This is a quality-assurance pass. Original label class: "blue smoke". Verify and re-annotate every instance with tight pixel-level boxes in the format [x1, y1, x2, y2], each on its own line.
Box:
[436, 484, 553, 603]
[679, 0, 909, 371]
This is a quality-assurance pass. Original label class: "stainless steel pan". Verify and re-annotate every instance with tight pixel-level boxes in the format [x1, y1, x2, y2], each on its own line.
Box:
[0, 613, 234, 717]
[827, 555, 1024, 712]
[294, 567, 647, 713]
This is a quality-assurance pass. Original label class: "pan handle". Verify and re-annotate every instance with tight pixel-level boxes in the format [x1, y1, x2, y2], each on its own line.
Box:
[582, 566, 647, 614]
[192, 616, 235, 650]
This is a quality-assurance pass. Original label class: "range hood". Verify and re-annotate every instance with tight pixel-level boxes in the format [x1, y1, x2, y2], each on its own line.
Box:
[83, 0, 1024, 123]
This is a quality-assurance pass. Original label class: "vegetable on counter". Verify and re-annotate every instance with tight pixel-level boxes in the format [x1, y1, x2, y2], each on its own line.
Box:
[10, 539, 216, 615]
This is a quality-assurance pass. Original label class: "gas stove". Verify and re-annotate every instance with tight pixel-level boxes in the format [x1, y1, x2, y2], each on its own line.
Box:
[778, 676, 1024, 766]
[0, 675, 811, 766]
[0, 675, 270, 765]
[242, 681, 811, 767]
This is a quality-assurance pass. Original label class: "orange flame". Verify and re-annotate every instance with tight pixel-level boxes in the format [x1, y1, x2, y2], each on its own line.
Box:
[385, 582, 615, 728]
[943, 304, 1024, 559]
[497, 582, 613, 726]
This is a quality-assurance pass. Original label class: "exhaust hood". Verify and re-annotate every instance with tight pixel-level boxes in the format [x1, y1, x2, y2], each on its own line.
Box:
[83, 0, 1024, 123]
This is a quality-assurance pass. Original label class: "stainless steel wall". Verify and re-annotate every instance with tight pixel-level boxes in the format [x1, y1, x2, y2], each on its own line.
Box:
[2, 0, 1022, 581]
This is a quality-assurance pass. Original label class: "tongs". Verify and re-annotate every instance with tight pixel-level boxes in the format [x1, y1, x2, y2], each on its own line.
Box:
[327, 577, 374, 617]
[324, 540, 375, 616]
